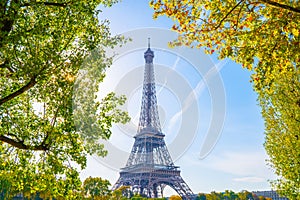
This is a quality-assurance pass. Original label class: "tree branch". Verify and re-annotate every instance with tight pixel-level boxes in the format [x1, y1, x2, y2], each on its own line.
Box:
[0, 135, 49, 151]
[215, 0, 245, 29]
[21, 1, 69, 8]
[0, 60, 14, 73]
[234, 0, 246, 30]
[41, 107, 60, 147]
[260, 0, 300, 14]
[0, 77, 36, 106]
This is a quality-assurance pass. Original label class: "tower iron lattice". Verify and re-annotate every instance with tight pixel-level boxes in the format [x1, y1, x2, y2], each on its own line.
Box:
[112, 39, 195, 200]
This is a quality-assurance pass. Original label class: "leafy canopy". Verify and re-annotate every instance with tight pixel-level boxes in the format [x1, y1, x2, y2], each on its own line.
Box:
[0, 0, 129, 198]
[150, 0, 299, 199]
[82, 176, 111, 198]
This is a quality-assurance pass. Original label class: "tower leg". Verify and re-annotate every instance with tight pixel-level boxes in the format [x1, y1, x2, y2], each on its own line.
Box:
[153, 183, 158, 198]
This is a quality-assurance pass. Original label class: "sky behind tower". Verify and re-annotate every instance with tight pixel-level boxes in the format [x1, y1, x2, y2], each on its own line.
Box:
[80, 0, 276, 196]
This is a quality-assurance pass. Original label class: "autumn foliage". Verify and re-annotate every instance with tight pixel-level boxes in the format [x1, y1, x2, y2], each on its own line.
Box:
[150, 0, 300, 199]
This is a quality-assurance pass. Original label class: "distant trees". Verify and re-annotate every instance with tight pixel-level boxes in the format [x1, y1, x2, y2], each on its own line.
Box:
[76, 187, 285, 200]
[195, 190, 273, 200]
[81, 177, 111, 199]
[77, 186, 281, 200]
[16, 182, 284, 200]
[169, 195, 182, 200]
[196, 193, 206, 200]
[78, 183, 281, 200]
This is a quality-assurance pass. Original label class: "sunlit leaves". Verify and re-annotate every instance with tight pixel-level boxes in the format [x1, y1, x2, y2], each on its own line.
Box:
[0, 0, 130, 198]
[82, 177, 111, 198]
[150, 0, 300, 198]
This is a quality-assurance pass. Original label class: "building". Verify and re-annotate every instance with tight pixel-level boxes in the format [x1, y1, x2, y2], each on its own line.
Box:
[253, 190, 289, 200]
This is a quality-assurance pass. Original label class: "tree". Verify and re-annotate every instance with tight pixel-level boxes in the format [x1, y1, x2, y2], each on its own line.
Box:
[169, 195, 182, 200]
[196, 193, 207, 200]
[206, 191, 222, 200]
[82, 177, 111, 199]
[237, 190, 255, 200]
[223, 190, 239, 200]
[130, 194, 147, 200]
[111, 185, 130, 200]
[150, 0, 300, 199]
[0, 0, 129, 198]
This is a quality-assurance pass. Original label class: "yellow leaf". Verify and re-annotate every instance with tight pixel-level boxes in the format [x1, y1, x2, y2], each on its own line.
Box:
[292, 28, 299, 37]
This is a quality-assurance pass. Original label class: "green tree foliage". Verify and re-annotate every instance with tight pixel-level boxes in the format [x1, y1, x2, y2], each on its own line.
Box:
[82, 177, 111, 199]
[196, 190, 271, 200]
[129, 195, 166, 200]
[223, 190, 239, 199]
[150, 0, 300, 198]
[237, 190, 255, 200]
[111, 185, 131, 200]
[130, 194, 147, 200]
[196, 193, 207, 200]
[0, 0, 129, 199]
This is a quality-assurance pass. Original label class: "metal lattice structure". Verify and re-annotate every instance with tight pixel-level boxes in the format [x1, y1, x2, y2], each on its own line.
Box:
[112, 40, 195, 199]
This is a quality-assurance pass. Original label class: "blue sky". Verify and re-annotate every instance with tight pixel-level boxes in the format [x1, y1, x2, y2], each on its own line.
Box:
[80, 0, 276, 196]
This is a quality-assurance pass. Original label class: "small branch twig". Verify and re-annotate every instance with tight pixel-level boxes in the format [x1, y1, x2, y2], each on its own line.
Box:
[215, 0, 245, 29]
[21, 1, 69, 8]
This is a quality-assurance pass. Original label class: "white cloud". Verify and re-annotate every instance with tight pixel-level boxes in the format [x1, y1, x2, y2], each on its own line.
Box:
[233, 176, 265, 183]
[183, 150, 275, 179]
[206, 151, 270, 177]
[157, 55, 180, 96]
[176, 151, 276, 193]
[166, 59, 228, 134]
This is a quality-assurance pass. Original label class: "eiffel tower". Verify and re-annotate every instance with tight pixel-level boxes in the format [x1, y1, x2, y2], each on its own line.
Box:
[112, 39, 195, 199]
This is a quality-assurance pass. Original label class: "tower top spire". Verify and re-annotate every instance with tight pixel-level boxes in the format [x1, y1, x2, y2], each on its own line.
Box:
[144, 38, 154, 64]
[148, 37, 150, 48]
